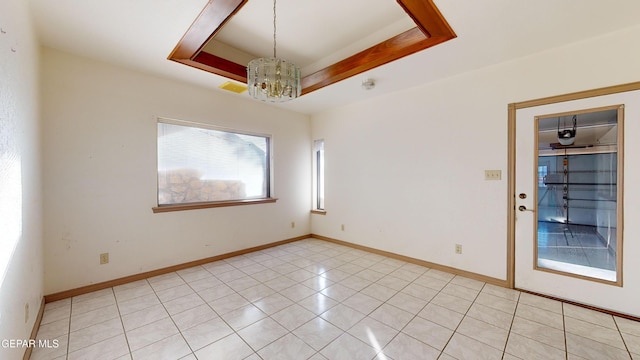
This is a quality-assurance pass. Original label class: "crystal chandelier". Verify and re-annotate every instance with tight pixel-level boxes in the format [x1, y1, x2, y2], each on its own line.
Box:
[247, 0, 301, 102]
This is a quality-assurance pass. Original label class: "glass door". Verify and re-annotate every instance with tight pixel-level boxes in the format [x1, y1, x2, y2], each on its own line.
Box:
[512, 92, 630, 311]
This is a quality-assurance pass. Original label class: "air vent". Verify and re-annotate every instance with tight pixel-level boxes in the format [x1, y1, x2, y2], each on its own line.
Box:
[219, 81, 247, 94]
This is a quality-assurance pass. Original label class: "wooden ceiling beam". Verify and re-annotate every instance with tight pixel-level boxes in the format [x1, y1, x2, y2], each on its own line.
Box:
[168, 0, 456, 96]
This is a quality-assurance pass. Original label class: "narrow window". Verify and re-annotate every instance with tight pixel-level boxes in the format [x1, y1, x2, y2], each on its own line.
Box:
[313, 139, 325, 211]
[156, 119, 271, 207]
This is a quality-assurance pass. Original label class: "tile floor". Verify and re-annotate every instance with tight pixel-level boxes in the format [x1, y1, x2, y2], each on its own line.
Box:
[31, 238, 640, 360]
[537, 221, 618, 281]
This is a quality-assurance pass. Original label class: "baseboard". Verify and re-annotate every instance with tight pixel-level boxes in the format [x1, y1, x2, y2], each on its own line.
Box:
[44, 234, 310, 303]
[23, 297, 45, 360]
[310, 234, 509, 288]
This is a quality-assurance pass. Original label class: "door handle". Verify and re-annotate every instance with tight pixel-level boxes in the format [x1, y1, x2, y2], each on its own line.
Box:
[518, 205, 535, 212]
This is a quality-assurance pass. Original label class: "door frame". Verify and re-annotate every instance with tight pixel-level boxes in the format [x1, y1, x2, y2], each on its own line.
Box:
[506, 81, 640, 289]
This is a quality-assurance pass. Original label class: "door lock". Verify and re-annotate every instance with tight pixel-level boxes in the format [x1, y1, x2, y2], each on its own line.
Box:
[518, 205, 535, 212]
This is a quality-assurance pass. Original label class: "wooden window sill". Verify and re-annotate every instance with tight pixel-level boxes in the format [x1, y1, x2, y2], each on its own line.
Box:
[311, 210, 327, 215]
[152, 198, 278, 213]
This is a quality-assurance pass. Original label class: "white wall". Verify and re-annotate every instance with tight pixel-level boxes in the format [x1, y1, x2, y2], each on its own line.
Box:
[311, 25, 640, 314]
[41, 48, 311, 294]
[0, 0, 44, 358]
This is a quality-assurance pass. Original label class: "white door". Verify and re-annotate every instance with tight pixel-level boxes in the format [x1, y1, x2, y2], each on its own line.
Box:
[513, 88, 639, 315]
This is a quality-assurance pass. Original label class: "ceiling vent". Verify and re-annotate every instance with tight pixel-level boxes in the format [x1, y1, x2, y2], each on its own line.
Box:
[219, 81, 248, 94]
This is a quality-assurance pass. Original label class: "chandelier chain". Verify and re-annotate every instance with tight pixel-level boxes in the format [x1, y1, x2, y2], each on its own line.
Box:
[273, 0, 277, 58]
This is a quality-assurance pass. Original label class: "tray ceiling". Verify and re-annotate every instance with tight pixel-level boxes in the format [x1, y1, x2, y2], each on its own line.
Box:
[168, 0, 456, 95]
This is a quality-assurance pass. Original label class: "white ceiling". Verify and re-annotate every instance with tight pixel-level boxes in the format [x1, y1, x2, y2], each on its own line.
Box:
[28, 0, 640, 115]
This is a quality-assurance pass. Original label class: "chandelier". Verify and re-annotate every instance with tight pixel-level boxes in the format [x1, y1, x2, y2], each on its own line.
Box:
[247, 0, 301, 102]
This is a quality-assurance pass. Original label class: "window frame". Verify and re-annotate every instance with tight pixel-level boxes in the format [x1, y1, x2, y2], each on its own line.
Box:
[152, 117, 276, 213]
[311, 139, 326, 215]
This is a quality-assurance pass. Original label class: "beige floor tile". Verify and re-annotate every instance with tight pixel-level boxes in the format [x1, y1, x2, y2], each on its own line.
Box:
[36, 317, 70, 341]
[181, 317, 233, 351]
[456, 316, 509, 351]
[481, 284, 520, 302]
[510, 316, 565, 350]
[401, 283, 438, 302]
[441, 283, 480, 302]
[343, 292, 383, 315]
[622, 332, 640, 355]
[564, 303, 617, 329]
[208, 292, 249, 315]
[402, 316, 454, 350]
[121, 303, 168, 331]
[252, 292, 294, 315]
[466, 302, 514, 330]
[443, 333, 503, 360]
[348, 316, 399, 350]
[220, 303, 268, 331]
[431, 292, 473, 314]
[413, 274, 449, 291]
[71, 292, 116, 316]
[566, 333, 631, 360]
[423, 269, 455, 282]
[321, 303, 366, 331]
[67, 334, 129, 360]
[271, 303, 316, 331]
[131, 333, 191, 360]
[293, 317, 343, 351]
[360, 283, 398, 302]
[320, 283, 357, 302]
[163, 292, 205, 315]
[298, 293, 338, 315]
[418, 303, 464, 330]
[369, 303, 414, 331]
[237, 317, 288, 351]
[321, 333, 378, 360]
[171, 303, 218, 331]
[515, 302, 563, 330]
[257, 333, 316, 360]
[449, 275, 485, 291]
[564, 316, 626, 350]
[387, 292, 429, 315]
[616, 316, 640, 337]
[517, 292, 562, 314]
[474, 292, 517, 314]
[125, 317, 178, 351]
[505, 332, 565, 360]
[68, 317, 123, 353]
[383, 333, 440, 360]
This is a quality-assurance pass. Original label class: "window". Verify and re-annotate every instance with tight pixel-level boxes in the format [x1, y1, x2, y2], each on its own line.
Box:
[155, 119, 272, 211]
[313, 139, 325, 212]
[537, 164, 548, 187]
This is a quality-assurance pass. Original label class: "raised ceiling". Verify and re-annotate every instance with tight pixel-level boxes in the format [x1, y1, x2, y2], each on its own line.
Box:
[168, 0, 456, 95]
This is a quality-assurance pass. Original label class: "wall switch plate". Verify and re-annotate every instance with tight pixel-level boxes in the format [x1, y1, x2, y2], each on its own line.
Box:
[455, 244, 462, 254]
[100, 253, 109, 265]
[341, 224, 345, 231]
[484, 170, 502, 180]
[291, 221, 295, 228]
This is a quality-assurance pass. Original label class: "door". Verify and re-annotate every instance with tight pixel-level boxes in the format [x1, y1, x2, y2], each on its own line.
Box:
[511, 87, 639, 314]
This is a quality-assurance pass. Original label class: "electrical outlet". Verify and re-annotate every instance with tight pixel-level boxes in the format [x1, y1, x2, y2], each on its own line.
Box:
[291, 221, 295, 228]
[484, 170, 502, 180]
[24, 302, 29, 323]
[341, 224, 345, 231]
[455, 244, 462, 254]
[100, 253, 109, 265]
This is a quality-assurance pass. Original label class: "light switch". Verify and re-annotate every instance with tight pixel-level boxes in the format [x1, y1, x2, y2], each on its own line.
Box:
[484, 170, 502, 180]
